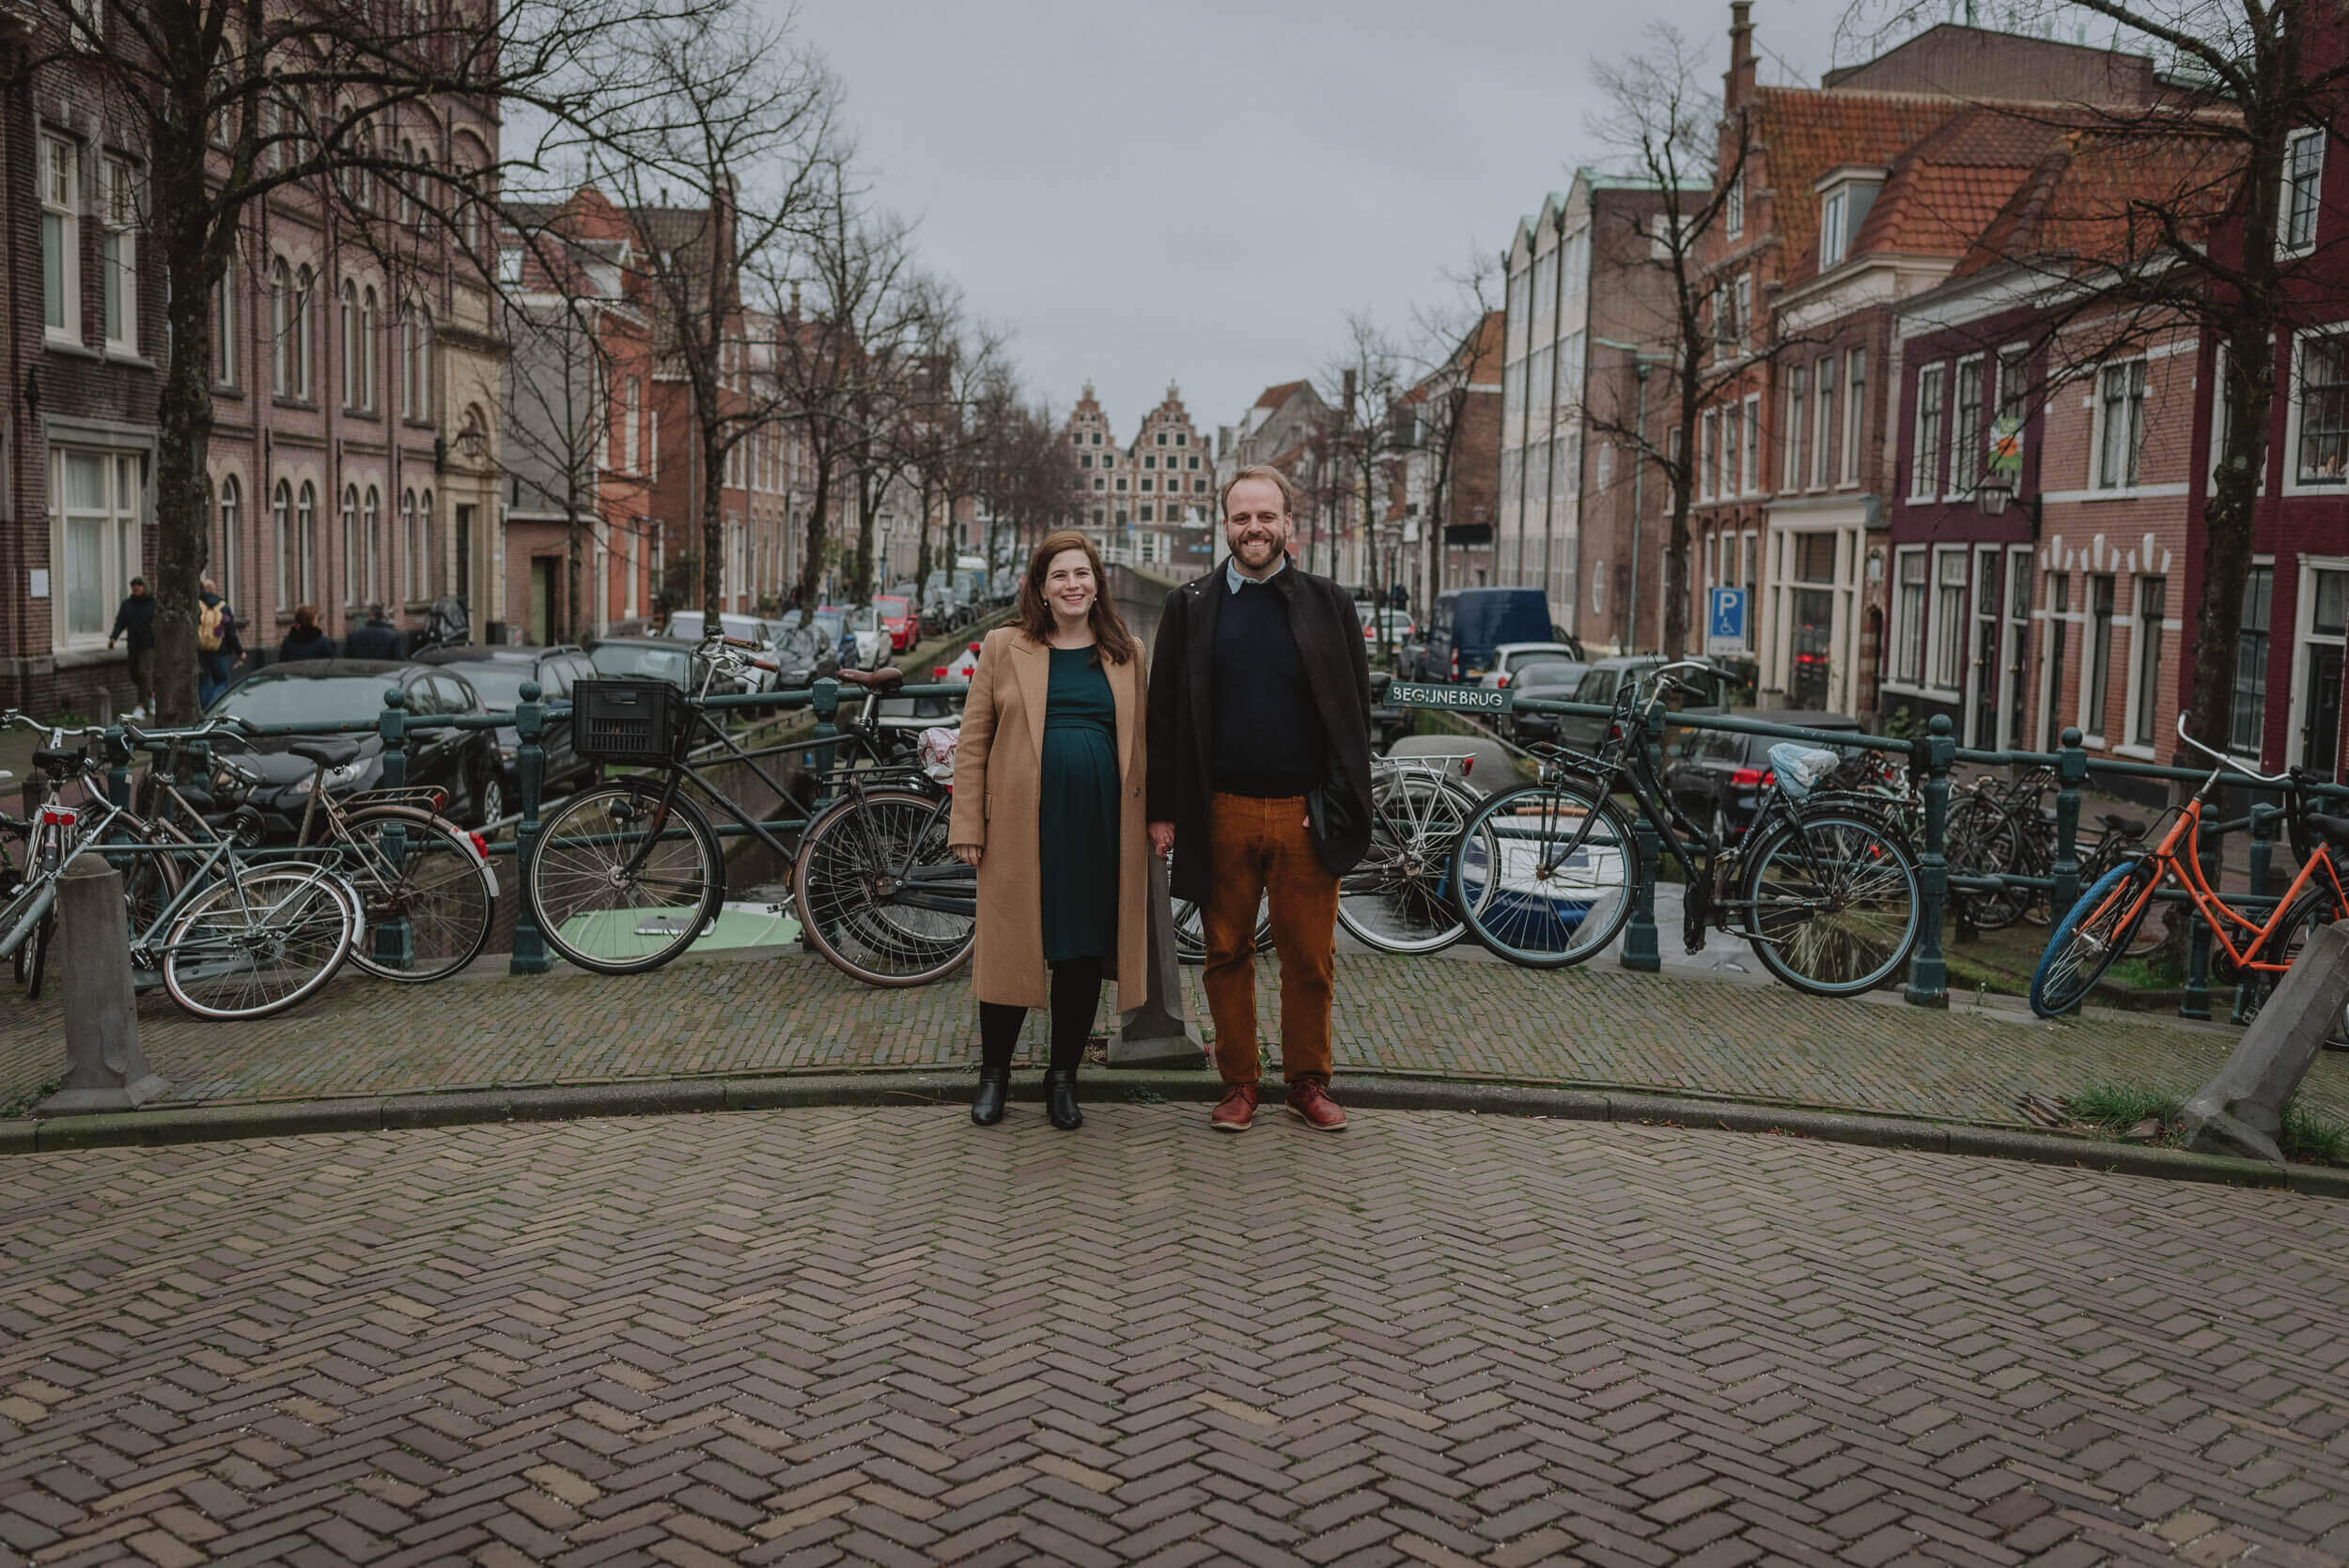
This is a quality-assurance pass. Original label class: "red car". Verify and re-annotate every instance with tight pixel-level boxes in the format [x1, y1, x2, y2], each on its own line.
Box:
[872, 595, 917, 652]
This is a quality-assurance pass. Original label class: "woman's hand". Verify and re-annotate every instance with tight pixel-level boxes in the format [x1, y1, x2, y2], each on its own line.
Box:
[951, 842, 983, 868]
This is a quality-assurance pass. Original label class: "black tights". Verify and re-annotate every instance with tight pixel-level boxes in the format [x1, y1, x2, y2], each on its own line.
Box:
[978, 956, 1103, 1074]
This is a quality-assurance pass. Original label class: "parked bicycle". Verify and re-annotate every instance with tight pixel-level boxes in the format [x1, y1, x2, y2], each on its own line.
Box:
[0, 713, 361, 1019]
[525, 638, 975, 986]
[1949, 766, 2151, 939]
[2030, 715, 2348, 1022]
[1447, 661, 1923, 997]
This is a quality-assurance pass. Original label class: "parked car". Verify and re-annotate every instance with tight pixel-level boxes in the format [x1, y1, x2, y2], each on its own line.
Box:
[203, 660, 506, 834]
[818, 604, 888, 669]
[923, 570, 964, 630]
[663, 611, 784, 690]
[1477, 643, 1582, 690]
[1548, 657, 1731, 753]
[413, 644, 600, 802]
[872, 595, 919, 653]
[1357, 606, 1416, 660]
[1664, 710, 1864, 838]
[588, 636, 739, 696]
[1414, 587, 1576, 683]
[1497, 660, 1589, 745]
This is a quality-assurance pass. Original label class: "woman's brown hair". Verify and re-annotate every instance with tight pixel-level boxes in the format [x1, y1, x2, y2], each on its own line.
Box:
[1017, 531, 1138, 665]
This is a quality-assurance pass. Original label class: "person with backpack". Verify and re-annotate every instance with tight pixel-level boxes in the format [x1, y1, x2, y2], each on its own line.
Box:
[197, 578, 243, 706]
[108, 577, 157, 718]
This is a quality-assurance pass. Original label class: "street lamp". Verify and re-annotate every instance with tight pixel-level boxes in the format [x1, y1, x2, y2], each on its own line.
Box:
[1592, 337, 1669, 652]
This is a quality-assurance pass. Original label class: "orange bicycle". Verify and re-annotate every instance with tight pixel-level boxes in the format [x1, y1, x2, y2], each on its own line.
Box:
[2031, 715, 2349, 1020]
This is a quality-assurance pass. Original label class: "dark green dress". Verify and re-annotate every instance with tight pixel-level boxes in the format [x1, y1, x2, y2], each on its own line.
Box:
[1039, 646, 1120, 963]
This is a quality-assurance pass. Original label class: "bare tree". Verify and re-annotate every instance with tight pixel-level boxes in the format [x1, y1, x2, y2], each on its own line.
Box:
[577, 5, 846, 621]
[1401, 254, 1501, 614]
[1313, 315, 1409, 593]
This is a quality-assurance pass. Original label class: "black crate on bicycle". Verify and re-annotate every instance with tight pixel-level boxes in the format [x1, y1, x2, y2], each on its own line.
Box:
[571, 679, 687, 766]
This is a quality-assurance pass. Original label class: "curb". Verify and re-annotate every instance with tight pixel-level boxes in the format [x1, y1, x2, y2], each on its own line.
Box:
[5, 1072, 2344, 1201]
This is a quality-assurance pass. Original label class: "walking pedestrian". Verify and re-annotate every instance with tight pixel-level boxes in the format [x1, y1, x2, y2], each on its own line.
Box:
[108, 577, 156, 718]
[343, 603, 406, 660]
[1145, 465, 1373, 1132]
[948, 531, 1150, 1131]
[197, 577, 243, 706]
[278, 604, 336, 662]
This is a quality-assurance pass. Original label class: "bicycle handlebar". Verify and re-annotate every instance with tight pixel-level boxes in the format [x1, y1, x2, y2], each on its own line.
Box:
[2174, 712, 2292, 786]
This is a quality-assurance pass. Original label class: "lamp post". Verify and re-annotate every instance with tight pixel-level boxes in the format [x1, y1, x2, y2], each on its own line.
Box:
[1593, 337, 1668, 653]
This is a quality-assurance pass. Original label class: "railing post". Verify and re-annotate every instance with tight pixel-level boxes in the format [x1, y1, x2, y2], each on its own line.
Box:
[103, 725, 131, 809]
[2181, 807, 2221, 1021]
[2050, 727, 2086, 921]
[2232, 803, 2279, 1024]
[509, 680, 549, 975]
[1905, 714, 1953, 1007]
[808, 675, 842, 784]
[378, 684, 408, 789]
[1619, 701, 1663, 972]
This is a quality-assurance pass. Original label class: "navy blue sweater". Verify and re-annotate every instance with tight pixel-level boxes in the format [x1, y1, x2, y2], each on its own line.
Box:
[1211, 579, 1324, 799]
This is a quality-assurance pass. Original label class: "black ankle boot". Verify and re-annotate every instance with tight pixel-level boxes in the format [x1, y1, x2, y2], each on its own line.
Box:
[972, 1067, 1010, 1126]
[1044, 1067, 1082, 1130]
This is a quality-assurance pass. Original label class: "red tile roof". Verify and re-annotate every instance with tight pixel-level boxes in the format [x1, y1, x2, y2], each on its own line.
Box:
[1746, 87, 1969, 271]
[1255, 380, 1310, 411]
[1952, 121, 2243, 278]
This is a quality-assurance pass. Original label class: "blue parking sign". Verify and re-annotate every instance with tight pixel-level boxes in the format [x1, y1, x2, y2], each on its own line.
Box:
[1706, 587, 1747, 655]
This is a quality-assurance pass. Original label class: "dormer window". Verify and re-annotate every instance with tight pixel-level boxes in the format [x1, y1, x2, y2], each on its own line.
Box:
[1813, 166, 1885, 271]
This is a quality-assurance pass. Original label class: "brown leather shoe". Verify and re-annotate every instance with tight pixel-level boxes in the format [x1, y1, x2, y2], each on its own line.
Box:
[1210, 1083, 1259, 1131]
[1285, 1079, 1348, 1130]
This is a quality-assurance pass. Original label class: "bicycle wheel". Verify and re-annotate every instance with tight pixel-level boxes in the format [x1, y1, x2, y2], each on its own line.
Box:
[1338, 775, 1479, 955]
[2030, 857, 2161, 1017]
[1172, 894, 1272, 964]
[2245, 883, 2349, 1044]
[1453, 780, 1635, 969]
[527, 780, 722, 975]
[1946, 795, 2029, 930]
[22, 909, 50, 1000]
[162, 864, 359, 1020]
[794, 787, 974, 986]
[1741, 810, 1921, 997]
[338, 806, 497, 982]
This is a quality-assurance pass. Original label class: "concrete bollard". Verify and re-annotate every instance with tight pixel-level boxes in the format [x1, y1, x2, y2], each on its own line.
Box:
[39, 858, 169, 1113]
[1110, 850, 1207, 1068]
[2178, 919, 2349, 1164]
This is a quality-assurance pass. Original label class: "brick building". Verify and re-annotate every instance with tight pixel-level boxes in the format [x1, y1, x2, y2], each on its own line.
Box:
[1391, 311, 1501, 604]
[1063, 381, 1213, 571]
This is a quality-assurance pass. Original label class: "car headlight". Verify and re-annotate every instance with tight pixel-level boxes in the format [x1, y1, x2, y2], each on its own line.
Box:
[292, 759, 376, 795]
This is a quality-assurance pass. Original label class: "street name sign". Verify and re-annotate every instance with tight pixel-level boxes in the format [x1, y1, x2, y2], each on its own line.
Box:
[1388, 682, 1514, 714]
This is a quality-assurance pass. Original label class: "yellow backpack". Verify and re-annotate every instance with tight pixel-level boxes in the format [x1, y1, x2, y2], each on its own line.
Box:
[198, 599, 226, 652]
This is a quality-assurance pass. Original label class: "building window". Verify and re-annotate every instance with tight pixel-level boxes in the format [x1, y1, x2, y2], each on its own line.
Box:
[2086, 574, 2117, 737]
[2295, 333, 2349, 484]
[1933, 549, 1967, 689]
[1721, 403, 1741, 499]
[1699, 408, 1719, 501]
[214, 259, 238, 387]
[272, 480, 293, 605]
[1812, 355, 1835, 489]
[100, 157, 136, 353]
[216, 474, 241, 607]
[2232, 565, 2274, 755]
[1947, 357, 1983, 499]
[1996, 346, 2029, 425]
[297, 483, 317, 603]
[341, 486, 361, 606]
[291, 266, 314, 398]
[1114, 477, 1127, 492]
[364, 488, 382, 603]
[2132, 577, 2167, 747]
[1894, 549, 1926, 682]
[53, 451, 141, 646]
[625, 379, 642, 471]
[1910, 364, 1946, 499]
[1725, 168, 1745, 240]
[1781, 365, 1807, 487]
[1819, 187, 1847, 268]
[360, 287, 378, 410]
[1842, 349, 1865, 484]
[1140, 504, 1154, 521]
[2094, 360, 2147, 489]
[41, 135, 80, 341]
[341, 282, 363, 409]
[1187, 454, 1199, 469]
[2284, 128, 2325, 252]
[271, 260, 291, 394]
[402, 489, 420, 601]
[1742, 396, 1760, 493]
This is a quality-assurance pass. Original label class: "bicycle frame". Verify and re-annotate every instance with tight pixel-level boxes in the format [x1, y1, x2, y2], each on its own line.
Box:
[2110, 790, 2346, 976]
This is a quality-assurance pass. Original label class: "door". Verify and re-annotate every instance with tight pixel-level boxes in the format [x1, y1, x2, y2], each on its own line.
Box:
[2299, 568, 2346, 780]
[455, 505, 474, 604]
[2043, 574, 2071, 752]
[2002, 548, 2032, 751]
[1970, 549, 2001, 750]
[529, 557, 555, 646]
[1789, 590, 1833, 708]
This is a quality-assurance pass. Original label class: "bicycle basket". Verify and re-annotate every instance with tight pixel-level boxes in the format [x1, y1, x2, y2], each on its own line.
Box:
[572, 679, 685, 766]
[1766, 743, 1844, 803]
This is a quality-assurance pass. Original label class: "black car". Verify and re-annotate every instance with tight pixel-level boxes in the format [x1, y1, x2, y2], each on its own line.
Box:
[414, 644, 600, 802]
[1663, 709, 1863, 839]
[1550, 657, 1731, 753]
[1498, 660, 1590, 745]
[204, 660, 506, 836]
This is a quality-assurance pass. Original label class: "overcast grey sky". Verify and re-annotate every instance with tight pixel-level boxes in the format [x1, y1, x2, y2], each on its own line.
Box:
[791, 0, 1859, 442]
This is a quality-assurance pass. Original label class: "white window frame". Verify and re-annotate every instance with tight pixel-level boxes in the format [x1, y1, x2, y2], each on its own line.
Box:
[1950, 355, 1984, 501]
[2286, 328, 2349, 492]
[2092, 358, 2148, 492]
[2081, 572, 2118, 747]
[2282, 127, 2325, 255]
[40, 133, 81, 345]
[2120, 574, 2170, 757]
[215, 473, 241, 608]
[1724, 168, 1745, 241]
[99, 155, 137, 355]
[1811, 354, 1835, 490]
[1891, 546, 1927, 685]
[1699, 407, 1718, 503]
[214, 256, 238, 388]
[1931, 547, 1968, 692]
[1841, 348, 1865, 486]
[50, 448, 144, 650]
[1781, 365, 1806, 488]
[2284, 556, 2349, 773]
[1819, 187, 1849, 269]
[1741, 395, 1760, 494]
[1910, 363, 1945, 501]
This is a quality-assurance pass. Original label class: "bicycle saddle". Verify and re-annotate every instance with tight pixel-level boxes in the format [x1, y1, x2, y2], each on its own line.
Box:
[835, 667, 903, 690]
[2307, 813, 2349, 849]
[290, 738, 364, 768]
[2098, 813, 2148, 837]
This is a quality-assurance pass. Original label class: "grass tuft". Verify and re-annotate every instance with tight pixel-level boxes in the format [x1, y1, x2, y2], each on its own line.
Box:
[2061, 1084, 2182, 1134]
[2279, 1095, 2349, 1166]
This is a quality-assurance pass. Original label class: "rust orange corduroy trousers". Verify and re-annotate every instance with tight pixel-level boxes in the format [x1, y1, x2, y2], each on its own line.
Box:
[1202, 792, 1339, 1087]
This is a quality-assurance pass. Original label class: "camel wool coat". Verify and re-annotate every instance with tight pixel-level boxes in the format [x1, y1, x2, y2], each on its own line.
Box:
[948, 627, 1150, 1011]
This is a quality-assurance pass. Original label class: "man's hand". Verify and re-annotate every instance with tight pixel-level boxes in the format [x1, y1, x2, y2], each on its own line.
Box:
[1148, 821, 1174, 858]
[950, 842, 982, 868]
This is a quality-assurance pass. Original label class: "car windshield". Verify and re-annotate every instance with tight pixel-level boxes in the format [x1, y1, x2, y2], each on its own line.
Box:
[873, 598, 909, 617]
[442, 662, 537, 708]
[667, 612, 706, 641]
[719, 614, 766, 643]
[210, 672, 401, 726]
[811, 612, 846, 637]
[591, 644, 691, 684]
[774, 628, 826, 663]
[1515, 662, 1583, 690]
[846, 607, 879, 632]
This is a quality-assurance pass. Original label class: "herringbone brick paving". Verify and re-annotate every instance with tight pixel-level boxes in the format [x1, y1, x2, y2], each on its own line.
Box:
[2, 1109, 2346, 1566]
[5, 947, 2346, 1130]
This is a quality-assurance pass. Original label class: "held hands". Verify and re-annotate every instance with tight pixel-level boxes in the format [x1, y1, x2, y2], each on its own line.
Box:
[1148, 821, 1174, 858]
[951, 843, 983, 868]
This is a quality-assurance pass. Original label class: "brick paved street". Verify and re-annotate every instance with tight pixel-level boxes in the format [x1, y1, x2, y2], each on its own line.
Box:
[6, 945, 2347, 1132]
[3, 1109, 2346, 1566]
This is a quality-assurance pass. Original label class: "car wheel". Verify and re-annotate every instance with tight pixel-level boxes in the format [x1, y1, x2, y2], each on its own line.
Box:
[475, 768, 506, 828]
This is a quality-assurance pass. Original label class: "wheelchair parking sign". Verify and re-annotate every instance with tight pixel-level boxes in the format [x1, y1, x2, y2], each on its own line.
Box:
[1706, 587, 1747, 656]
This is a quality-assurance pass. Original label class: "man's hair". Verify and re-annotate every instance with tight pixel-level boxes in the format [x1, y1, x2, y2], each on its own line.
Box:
[130, 576, 147, 587]
[1219, 464, 1299, 520]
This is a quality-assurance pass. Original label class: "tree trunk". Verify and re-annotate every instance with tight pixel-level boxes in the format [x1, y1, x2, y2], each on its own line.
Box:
[151, 147, 223, 724]
[701, 422, 724, 619]
[796, 448, 832, 609]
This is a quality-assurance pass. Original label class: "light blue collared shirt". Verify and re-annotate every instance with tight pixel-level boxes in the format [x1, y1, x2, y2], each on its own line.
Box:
[1224, 553, 1288, 593]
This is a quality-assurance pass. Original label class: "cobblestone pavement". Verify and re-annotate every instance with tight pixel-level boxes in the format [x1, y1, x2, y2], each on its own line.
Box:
[3, 1109, 2346, 1566]
[7, 944, 2347, 1131]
